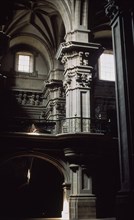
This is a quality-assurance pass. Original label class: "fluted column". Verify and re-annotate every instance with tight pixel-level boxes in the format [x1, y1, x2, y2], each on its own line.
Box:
[105, 1, 134, 219]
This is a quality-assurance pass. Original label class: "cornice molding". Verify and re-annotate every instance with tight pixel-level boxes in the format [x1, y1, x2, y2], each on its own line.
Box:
[45, 79, 63, 88]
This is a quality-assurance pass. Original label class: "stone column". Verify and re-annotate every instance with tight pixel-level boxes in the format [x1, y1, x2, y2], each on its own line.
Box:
[43, 78, 65, 134]
[105, 1, 134, 219]
[56, 41, 103, 133]
[42, 60, 65, 134]
[65, 0, 91, 43]
[64, 148, 96, 219]
[62, 182, 70, 219]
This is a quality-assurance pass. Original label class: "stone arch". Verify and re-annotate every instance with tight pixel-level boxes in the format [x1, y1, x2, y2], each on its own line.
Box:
[0, 150, 70, 218]
[10, 34, 54, 71]
[1, 150, 70, 183]
[45, 0, 72, 35]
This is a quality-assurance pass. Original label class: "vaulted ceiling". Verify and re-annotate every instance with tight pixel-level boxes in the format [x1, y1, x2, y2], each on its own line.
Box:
[7, 1, 65, 49]
[0, 0, 109, 44]
[0, 2, 64, 73]
[0, 0, 111, 70]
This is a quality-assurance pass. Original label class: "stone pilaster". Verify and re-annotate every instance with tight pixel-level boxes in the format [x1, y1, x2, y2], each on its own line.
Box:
[64, 148, 96, 219]
[65, 0, 91, 43]
[105, 1, 134, 219]
[43, 78, 65, 134]
[56, 41, 103, 133]
[62, 182, 71, 219]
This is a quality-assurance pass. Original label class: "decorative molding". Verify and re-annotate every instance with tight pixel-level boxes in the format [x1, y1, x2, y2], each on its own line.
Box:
[12, 90, 43, 106]
[105, 0, 134, 24]
[45, 79, 63, 88]
[76, 72, 92, 87]
[56, 41, 103, 91]
[105, 0, 119, 24]
[56, 41, 103, 65]
[56, 41, 103, 133]
[14, 70, 38, 78]
[63, 66, 93, 91]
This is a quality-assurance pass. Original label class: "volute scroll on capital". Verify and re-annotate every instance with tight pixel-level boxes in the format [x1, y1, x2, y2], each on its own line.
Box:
[61, 55, 68, 64]
[79, 51, 90, 66]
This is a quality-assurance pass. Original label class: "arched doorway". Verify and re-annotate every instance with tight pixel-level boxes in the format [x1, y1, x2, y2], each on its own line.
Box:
[0, 153, 67, 218]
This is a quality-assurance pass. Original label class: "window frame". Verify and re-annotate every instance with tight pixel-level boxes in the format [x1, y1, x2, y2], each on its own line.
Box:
[15, 51, 37, 77]
[98, 50, 115, 82]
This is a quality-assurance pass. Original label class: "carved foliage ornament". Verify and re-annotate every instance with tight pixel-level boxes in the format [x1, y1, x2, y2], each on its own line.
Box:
[105, 0, 134, 23]
[76, 72, 92, 87]
[63, 71, 92, 90]
[105, 0, 119, 22]
[79, 52, 89, 66]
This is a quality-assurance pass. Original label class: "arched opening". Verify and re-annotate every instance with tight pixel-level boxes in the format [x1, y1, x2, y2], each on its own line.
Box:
[0, 154, 65, 218]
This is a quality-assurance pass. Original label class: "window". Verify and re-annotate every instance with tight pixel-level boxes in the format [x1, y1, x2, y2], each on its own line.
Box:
[15, 52, 34, 73]
[99, 51, 115, 81]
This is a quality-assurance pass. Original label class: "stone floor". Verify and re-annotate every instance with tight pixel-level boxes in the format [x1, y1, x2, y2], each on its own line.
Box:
[22, 218, 116, 220]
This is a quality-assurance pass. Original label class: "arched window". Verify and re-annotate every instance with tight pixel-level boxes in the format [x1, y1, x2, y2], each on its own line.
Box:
[99, 51, 115, 81]
[15, 51, 34, 73]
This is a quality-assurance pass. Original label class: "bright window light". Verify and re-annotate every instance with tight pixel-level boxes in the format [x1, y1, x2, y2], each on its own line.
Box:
[99, 52, 115, 81]
[16, 52, 33, 73]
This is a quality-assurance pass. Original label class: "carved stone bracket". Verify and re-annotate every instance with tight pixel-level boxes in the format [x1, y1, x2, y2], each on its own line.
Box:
[56, 41, 103, 67]
[64, 147, 87, 168]
[45, 79, 63, 88]
[105, 0, 134, 24]
[105, 0, 119, 24]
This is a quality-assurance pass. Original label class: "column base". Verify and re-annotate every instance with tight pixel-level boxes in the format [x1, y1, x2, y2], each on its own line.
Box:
[69, 195, 96, 220]
[116, 191, 134, 220]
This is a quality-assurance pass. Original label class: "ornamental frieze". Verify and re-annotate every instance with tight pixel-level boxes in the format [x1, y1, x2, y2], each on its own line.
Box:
[63, 70, 92, 90]
[13, 90, 43, 106]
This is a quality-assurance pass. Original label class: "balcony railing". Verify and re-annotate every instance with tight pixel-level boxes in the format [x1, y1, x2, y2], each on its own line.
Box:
[0, 117, 118, 137]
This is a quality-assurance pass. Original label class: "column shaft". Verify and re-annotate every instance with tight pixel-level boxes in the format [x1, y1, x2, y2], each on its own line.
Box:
[105, 1, 134, 219]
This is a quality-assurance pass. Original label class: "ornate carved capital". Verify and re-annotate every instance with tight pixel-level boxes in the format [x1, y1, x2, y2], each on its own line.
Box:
[105, 0, 119, 24]
[56, 41, 103, 68]
[105, 0, 134, 24]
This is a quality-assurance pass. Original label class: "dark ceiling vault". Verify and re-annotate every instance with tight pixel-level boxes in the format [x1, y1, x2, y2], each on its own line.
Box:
[0, 0, 65, 52]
